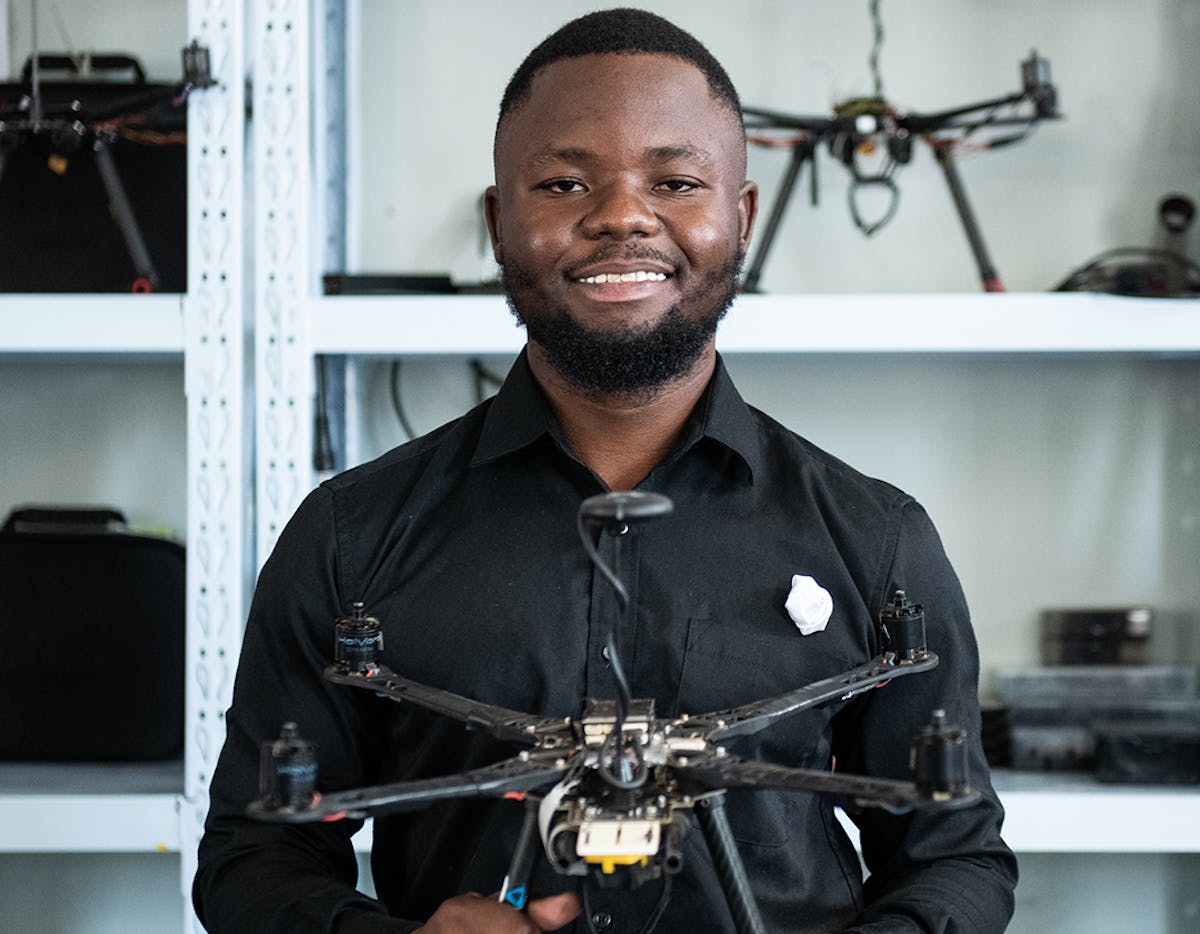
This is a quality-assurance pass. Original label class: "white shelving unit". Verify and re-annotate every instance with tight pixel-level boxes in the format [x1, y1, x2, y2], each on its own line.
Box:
[307, 291, 1200, 356]
[0, 292, 190, 860]
[3, 2, 1198, 932]
[990, 771, 1200, 854]
[0, 762, 183, 853]
[0, 5, 248, 934]
[0, 295, 185, 355]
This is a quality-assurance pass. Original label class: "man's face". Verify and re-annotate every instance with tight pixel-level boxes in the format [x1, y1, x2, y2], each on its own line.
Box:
[486, 53, 757, 397]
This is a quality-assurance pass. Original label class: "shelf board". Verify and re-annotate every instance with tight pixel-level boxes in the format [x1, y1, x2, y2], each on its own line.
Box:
[988, 769, 1200, 853]
[0, 295, 185, 356]
[0, 761, 184, 853]
[309, 292, 1200, 356]
[347, 769, 1199, 855]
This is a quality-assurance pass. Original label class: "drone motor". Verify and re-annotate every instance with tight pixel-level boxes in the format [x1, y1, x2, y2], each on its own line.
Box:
[333, 601, 384, 674]
[255, 722, 319, 814]
[880, 590, 926, 661]
[912, 709, 970, 801]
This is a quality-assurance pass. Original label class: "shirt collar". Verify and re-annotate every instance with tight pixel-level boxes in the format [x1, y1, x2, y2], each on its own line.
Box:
[691, 353, 759, 482]
[470, 348, 758, 482]
[470, 348, 559, 467]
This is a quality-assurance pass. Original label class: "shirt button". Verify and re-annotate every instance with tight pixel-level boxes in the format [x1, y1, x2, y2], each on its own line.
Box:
[591, 911, 614, 930]
[617, 522, 630, 535]
[601, 645, 611, 661]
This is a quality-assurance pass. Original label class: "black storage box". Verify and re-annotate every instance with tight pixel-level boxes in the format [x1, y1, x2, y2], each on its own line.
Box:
[0, 507, 185, 760]
[1094, 722, 1200, 785]
[1040, 607, 1152, 665]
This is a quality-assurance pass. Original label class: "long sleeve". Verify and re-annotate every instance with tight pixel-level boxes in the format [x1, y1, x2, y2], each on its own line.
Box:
[192, 487, 418, 933]
[836, 502, 1018, 933]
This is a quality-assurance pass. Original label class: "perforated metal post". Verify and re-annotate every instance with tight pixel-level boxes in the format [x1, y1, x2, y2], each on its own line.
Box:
[182, 1, 250, 929]
[254, 0, 315, 566]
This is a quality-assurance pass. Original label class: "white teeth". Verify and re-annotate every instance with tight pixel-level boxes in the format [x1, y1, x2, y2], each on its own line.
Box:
[579, 271, 668, 284]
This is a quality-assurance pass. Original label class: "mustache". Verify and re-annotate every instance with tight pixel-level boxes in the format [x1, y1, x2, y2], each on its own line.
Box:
[564, 244, 679, 277]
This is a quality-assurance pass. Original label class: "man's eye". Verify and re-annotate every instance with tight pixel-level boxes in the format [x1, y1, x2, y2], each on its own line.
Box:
[541, 179, 585, 193]
[655, 178, 700, 193]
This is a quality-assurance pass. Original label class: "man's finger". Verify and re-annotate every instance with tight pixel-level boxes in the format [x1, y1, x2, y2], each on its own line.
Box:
[525, 892, 582, 930]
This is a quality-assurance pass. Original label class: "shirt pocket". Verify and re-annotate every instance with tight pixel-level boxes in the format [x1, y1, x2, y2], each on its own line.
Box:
[675, 615, 854, 848]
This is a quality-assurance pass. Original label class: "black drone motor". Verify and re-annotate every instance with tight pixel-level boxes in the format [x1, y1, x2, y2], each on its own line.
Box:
[880, 590, 926, 660]
[257, 722, 318, 813]
[912, 710, 970, 800]
[334, 601, 384, 674]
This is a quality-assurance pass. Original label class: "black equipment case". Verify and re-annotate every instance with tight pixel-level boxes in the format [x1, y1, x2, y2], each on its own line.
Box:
[0, 507, 185, 760]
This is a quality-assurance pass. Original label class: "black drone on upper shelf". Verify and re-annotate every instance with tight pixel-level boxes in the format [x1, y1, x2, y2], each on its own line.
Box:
[741, 50, 1060, 293]
[249, 491, 978, 934]
[0, 2, 215, 291]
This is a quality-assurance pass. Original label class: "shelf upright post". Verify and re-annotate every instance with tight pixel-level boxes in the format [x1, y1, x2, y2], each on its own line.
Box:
[253, 0, 315, 566]
[313, 0, 351, 477]
[181, 0, 251, 929]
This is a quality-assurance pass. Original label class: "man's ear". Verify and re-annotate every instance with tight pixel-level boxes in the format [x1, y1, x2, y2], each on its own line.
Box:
[738, 180, 759, 256]
[484, 185, 503, 262]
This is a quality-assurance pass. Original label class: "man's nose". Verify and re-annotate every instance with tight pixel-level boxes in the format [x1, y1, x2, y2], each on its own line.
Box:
[581, 181, 661, 239]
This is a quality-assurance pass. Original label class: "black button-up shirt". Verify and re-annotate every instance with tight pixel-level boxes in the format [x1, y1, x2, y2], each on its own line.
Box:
[195, 352, 1016, 933]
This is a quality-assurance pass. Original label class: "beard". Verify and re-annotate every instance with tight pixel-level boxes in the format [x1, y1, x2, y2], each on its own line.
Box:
[500, 249, 743, 399]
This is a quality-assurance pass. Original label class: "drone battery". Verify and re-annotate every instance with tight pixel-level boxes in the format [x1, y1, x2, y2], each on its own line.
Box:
[0, 507, 184, 760]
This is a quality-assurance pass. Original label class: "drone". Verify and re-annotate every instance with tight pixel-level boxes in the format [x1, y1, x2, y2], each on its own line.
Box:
[249, 491, 978, 934]
[0, 0, 215, 291]
[741, 49, 1060, 293]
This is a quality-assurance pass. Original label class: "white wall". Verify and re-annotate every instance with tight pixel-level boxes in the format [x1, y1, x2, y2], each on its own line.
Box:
[354, 0, 1200, 292]
[0, 853, 183, 933]
[3, 4, 1199, 934]
[351, 351, 1200, 686]
[0, 361, 188, 535]
[5, 0, 185, 79]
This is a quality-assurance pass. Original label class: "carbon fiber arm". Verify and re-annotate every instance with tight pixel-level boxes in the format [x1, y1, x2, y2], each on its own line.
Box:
[248, 751, 570, 823]
[673, 752, 977, 813]
[325, 664, 576, 749]
[678, 650, 938, 743]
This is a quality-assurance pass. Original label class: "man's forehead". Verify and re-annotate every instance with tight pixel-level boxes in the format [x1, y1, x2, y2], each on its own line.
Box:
[512, 52, 730, 122]
[526, 144, 717, 168]
[497, 52, 742, 153]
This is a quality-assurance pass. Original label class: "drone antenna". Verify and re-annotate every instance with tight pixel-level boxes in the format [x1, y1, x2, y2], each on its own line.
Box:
[29, 0, 43, 130]
[577, 492, 673, 789]
[868, 0, 885, 99]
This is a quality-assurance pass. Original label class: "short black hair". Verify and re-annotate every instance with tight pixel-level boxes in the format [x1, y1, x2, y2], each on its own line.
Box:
[497, 8, 743, 130]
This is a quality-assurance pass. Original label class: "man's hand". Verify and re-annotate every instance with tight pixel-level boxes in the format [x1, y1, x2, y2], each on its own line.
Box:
[415, 891, 581, 933]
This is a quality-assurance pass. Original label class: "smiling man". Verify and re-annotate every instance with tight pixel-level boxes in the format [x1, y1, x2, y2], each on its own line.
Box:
[194, 9, 1017, 934]
[485, 39, 756, 493]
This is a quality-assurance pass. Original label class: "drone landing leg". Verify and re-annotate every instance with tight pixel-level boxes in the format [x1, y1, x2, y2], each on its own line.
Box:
[93, 136, 161, 291]
[498, 797, 541, 911]
[932, 145, 1004, 292]
[695, 795, 767, 934]
[742, 140, 814, 294]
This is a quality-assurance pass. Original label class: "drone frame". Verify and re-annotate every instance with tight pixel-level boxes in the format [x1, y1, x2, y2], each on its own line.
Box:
[740, 50, 1060, 293]
[1, 2, 214, 291]
[249, 492, 978, 934]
